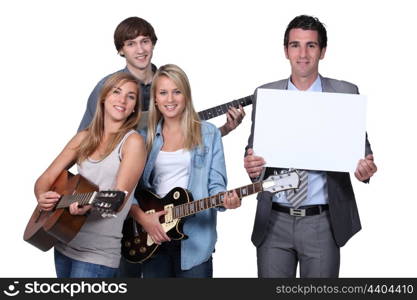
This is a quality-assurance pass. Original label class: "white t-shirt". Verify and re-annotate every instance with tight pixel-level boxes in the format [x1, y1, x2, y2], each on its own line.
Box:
[152, 149, 191, 197]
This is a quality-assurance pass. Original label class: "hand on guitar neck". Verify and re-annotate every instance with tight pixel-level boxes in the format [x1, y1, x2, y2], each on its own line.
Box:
[221, 190, 241, 209]
[69, 202, 91, 215]
[37, 191, 91, 216]
[219, 105, 246, 136]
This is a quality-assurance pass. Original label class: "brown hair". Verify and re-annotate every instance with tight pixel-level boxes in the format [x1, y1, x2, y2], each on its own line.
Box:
[114, 17, 158, 52]
[284, 15, 327, 50]
[76, 72, 141, 163]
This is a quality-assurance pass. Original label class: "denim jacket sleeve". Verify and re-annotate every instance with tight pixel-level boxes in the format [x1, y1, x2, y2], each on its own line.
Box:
[207, 125, 227, 196]
[203, 124, 228, 212]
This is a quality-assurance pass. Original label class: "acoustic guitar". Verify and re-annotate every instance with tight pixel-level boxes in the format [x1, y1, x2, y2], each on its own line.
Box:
[24, 170, 126, 251]
[121, 170, 299, 263]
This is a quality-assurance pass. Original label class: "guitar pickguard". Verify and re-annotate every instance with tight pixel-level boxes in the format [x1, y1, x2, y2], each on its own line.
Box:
[146, 204, 181, 246]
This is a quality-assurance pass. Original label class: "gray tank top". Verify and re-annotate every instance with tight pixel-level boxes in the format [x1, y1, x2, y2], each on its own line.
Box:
[55, 130, 137, 268]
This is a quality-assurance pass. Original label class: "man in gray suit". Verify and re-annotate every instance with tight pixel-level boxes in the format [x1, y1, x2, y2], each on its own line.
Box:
[244, 15, 377, 278]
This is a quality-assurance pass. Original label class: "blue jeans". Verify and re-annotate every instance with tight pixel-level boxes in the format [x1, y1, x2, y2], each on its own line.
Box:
[142, 241, 213, 278]
[54, 249, 117, 278]
[117, 256, 142, 278]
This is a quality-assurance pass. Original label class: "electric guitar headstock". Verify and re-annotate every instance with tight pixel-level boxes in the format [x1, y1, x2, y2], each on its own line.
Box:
[261, 170, 300, 194]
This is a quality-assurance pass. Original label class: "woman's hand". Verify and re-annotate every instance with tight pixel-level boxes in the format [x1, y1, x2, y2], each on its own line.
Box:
[223, 190, 241, 209]
[37, 191, 60, 211]
[69, 202, 91, 215]
[136, 210, 171, 245]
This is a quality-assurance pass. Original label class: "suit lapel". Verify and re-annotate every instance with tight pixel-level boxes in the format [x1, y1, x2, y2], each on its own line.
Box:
[320, 75, 336, 93]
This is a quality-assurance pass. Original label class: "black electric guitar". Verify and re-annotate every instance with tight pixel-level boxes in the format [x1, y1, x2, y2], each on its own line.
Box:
[197, 95, 253, 120]
[121, 170, 299, 263]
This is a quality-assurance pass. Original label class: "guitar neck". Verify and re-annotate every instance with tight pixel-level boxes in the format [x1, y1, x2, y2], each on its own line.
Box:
[56, 192, 97, 209]
[172, 181, 263, 219]
[198, 95, 252, 121]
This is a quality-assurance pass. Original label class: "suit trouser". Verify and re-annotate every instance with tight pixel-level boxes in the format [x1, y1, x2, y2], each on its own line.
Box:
[257, 209, 340, 278]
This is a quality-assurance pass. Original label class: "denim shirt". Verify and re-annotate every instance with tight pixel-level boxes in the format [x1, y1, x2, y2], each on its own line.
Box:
[134, 120, 227, 270]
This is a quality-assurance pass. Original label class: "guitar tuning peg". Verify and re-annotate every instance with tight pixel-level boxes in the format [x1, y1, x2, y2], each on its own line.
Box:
[100, 212, 117, 218]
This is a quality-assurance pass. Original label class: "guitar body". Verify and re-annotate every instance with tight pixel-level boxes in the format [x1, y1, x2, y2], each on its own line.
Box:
[23, 170, 98, 251]
[121, 187, 193, 263]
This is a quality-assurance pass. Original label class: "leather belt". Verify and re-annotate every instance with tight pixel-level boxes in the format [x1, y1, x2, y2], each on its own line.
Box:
[272, 203, 329, 217]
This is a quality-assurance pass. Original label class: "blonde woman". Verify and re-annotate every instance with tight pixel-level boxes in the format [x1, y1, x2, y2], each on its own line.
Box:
[34, 72, 146, 277]
[130, 64, 241, 278]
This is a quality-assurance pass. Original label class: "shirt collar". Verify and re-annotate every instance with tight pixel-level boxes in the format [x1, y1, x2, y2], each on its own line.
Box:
[288, 75, 322, 92]
[122, 64, 158, 86]
[155, 119, 163, 136]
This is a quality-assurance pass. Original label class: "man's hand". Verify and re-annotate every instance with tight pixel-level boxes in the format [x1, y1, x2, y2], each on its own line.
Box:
[244, 148, 266, 179]
[220, 105, 245, 136]
[354, 154, 377, 181]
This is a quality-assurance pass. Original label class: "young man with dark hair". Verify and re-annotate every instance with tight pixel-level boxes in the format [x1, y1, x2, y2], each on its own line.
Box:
[244, 15, 377, 278]
[78, 16, 245, 135]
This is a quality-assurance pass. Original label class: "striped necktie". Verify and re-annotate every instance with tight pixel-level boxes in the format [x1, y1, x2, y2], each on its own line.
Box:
[286, 170, 308, 208]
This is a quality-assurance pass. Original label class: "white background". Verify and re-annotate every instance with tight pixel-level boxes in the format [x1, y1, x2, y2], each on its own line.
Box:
[0, 0, 416, 277]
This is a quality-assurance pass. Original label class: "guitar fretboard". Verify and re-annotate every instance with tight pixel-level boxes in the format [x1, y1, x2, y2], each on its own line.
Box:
[56, 192, 96, 209]
[172, 181, 262, 219]
[198, 95, 252, 121]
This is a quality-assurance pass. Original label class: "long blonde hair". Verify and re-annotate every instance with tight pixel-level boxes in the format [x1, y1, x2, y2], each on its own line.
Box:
[76, 72, 141, 163]
[146, 64, 202, 152]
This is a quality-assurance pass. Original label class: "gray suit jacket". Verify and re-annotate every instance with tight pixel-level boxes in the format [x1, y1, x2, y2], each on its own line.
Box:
[247, 75, 373, 248]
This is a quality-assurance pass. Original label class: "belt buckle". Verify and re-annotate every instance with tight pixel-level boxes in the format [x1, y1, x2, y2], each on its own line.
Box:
[290, 208, 306, 217]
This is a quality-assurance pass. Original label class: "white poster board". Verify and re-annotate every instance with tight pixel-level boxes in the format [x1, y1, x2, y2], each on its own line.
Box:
[253, 89, 367, 172]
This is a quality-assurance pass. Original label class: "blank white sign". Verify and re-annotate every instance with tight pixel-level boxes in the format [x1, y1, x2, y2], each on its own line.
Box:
[253, 89, 367, 172]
